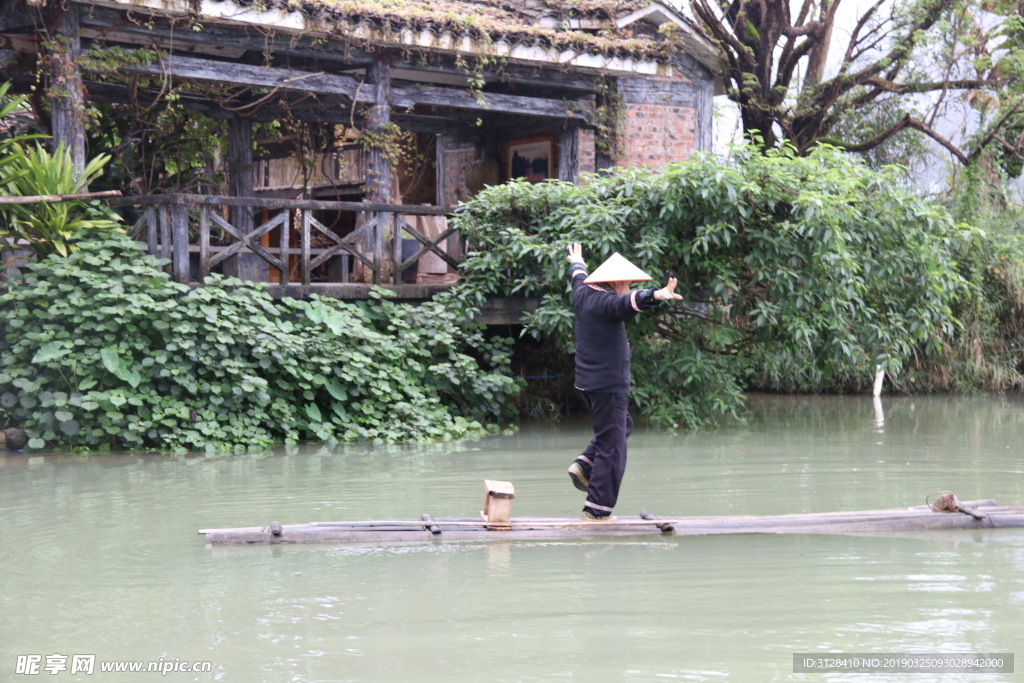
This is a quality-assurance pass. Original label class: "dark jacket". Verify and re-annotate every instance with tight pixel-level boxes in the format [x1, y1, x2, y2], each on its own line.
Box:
[570, 262, 659, 393]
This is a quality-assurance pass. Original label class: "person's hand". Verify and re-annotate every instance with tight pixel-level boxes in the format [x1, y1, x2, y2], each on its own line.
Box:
[566, 243, 586, 265]
[653, 278, 683, 301]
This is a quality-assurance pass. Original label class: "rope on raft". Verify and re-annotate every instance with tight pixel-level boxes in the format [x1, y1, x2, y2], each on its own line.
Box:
[927, 491, 987, 521]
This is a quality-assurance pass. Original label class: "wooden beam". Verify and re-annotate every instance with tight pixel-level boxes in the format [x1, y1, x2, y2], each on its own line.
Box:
[82, 77, 477, 139]
[107, 55, 594, 123]
[0, 190, 121, 204]
[47, 5, 87, 174]
[84, 78, 482, 135]
[392, 113, 477, 138]
[115, 55, 362, 97]
[390, 85, 588, 122]
[398, 61, 603, 94]
[108, 193, 454, 214]
[81, 79, 245, 119]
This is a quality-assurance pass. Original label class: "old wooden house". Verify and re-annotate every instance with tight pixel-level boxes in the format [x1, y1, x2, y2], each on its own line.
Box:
[1, 0, 720, 308]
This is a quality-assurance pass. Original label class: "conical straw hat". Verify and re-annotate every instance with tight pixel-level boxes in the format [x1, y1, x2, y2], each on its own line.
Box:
[583, 252, 652, 284]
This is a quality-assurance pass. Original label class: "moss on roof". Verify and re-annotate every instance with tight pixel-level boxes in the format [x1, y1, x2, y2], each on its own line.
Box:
[228, 0, 673, 60]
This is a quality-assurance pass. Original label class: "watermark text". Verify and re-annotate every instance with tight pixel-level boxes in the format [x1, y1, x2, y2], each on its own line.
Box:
[16, 655, 213, 676]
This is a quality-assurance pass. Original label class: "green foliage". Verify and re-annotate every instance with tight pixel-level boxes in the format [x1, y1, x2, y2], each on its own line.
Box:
[0, 142, 124, 258]
[0, 81, 39, 185]
[0, 236, 518, 451]
[449, 145, 976, 426]
[903, 179, 1024, 393]
[85, 99, 227, 196]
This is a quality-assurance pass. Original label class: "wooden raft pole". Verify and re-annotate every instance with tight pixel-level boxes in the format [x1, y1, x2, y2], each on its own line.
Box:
[197, 484, 1024, 546]
[0, 190, 122, 204]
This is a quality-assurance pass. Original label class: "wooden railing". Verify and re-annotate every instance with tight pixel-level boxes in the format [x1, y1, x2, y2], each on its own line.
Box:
[109, 194, 459, 287]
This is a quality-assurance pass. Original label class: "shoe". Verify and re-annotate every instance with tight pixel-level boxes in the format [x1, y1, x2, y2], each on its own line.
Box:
[567, 462, 589, 492]
[582, 510, 618, 522]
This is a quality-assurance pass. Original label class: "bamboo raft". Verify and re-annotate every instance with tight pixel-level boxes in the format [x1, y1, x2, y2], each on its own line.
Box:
[198, 482, 1024, 546]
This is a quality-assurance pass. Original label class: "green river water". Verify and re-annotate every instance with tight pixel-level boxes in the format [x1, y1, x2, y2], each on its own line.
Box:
[1, 395, 1023, 682]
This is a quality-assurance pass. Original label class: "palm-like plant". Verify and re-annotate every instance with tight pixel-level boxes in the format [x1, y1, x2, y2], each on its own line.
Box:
[1, 80, 123, 260]
[0, 143, 123, 257]
[0, 81, 31, 189]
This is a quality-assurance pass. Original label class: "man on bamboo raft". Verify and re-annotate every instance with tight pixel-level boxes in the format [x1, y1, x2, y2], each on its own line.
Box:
[564, 244, 682, 521]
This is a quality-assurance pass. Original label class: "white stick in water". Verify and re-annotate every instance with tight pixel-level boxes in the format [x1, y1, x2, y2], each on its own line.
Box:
[872, 365, 885, 433]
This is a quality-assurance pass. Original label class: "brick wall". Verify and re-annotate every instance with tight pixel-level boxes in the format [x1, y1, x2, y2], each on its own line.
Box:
[615, 73, 702, 168]
[578, 129, 596, 174]
[619, 101, 697, 167]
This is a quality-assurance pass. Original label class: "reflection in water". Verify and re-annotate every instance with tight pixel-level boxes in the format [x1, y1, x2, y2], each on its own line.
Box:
[0, 395, 1022, 682]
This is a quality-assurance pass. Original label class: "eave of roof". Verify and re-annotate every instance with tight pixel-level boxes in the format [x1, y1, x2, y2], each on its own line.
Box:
[82, 0, 718, 77]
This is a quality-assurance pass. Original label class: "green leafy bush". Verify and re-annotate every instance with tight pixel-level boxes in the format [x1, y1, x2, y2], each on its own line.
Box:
[449, 145, 976, 426]
[0, 236, 518, 451]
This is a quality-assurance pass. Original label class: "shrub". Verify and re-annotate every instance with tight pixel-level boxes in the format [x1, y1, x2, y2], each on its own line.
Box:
[449, 145, 976, 426]
[0, 236, 518, 451]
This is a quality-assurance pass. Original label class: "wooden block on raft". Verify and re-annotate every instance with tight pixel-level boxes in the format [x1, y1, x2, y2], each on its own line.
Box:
[481, 480, 515, 530]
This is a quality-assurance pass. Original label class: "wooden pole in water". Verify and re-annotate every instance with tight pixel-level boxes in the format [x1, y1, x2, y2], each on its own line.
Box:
[873, 365, 885, 397]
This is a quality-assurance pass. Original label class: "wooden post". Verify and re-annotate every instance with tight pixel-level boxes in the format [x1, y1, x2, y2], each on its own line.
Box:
[595, 146, 616, 172]
[435, 134, 448, 206]
[171, 203, 189, 283]
[300, 209, 311, 286]
[225, 117, 265, 282]
[374, 212, 384, 284]
[558, 127, 579, 184]
[435, 135, 460, 272]
[145, 207, 157, 258]
[199, 206, 211, 280]
[594, 85, 617, 172]
[481, 480, 515, 530]
[392, 212, 403, 285]
[279, 209, 290, 285]
[365, 58, 393, 204]
[159, 206, 171, 265]
[47, 5, 86, 176]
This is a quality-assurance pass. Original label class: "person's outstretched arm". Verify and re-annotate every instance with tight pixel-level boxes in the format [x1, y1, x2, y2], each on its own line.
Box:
[567, 243, 683, 320]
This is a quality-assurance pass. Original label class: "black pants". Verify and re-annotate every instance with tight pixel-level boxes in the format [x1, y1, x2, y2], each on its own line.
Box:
[577, 391, 633, 516]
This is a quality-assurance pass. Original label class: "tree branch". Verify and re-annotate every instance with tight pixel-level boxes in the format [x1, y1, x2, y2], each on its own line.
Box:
[840, 114, 969, 165]
[991, 135, 1024, 161]
[969, 95, 1024, 160]
[862, 75, 1004, 94]
[841, 0, 887, 70]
